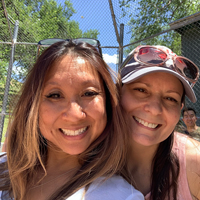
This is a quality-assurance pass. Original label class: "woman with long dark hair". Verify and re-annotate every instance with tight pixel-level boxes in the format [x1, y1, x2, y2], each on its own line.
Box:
[119, 45, 200, 200]
[0, 40, 143, 200]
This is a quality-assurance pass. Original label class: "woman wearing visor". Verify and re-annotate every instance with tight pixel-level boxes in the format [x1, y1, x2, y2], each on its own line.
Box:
[119, 45, 200, 200]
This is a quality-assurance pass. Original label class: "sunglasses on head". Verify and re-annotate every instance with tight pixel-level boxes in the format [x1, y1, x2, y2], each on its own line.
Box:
[36, 38, 102, 58]
[121, 45, 199, 87]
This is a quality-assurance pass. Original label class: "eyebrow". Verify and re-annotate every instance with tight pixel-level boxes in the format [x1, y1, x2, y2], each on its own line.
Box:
[165, 90, 182, 97]
[184, 113, 195, 116]
[130, 82, 182, 96]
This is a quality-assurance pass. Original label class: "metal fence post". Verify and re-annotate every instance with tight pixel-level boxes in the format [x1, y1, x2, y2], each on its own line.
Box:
[0, 20, 19, 145]
[118, 23, 124, 71]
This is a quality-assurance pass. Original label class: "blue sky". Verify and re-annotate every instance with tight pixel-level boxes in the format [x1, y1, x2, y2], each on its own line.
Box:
[70, 0, 118, 47]
[68, 0, 131, 72]
[13, 0, 131, 79]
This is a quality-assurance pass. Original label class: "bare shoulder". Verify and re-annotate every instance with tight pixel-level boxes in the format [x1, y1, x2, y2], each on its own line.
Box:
[185, 137, 200, 199]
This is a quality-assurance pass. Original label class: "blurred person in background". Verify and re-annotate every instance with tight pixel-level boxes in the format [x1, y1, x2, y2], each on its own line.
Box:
[182, 107, 200, 141]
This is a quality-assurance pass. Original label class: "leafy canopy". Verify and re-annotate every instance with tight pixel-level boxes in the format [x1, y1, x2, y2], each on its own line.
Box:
[119, 0, 200, 54]
[0, 0, 100, 81]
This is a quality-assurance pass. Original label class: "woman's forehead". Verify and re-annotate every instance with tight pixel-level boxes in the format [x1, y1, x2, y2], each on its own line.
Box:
[132, 72, 182, 84]
[127, 72, 184, 94]
[45, 55, 102, 83]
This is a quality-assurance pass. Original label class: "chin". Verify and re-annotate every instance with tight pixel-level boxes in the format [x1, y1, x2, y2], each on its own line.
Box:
[62, 146, 89, 155]
[62, 150, 84, 155]
[132, 133, 158, 147]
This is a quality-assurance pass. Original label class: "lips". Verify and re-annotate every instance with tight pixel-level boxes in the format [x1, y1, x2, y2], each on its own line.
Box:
[60, 127, 88, 136]
[134, 117, 158, 129]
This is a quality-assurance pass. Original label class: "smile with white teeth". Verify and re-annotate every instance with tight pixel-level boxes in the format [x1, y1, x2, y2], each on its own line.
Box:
[60, 127, 88, 136]
[135, 117, 158, 129]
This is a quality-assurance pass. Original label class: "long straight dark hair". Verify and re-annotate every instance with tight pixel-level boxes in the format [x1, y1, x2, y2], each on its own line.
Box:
[150, 133, 179, 200]
[150, 92, 185, 200]
[120, 84, 185, 200]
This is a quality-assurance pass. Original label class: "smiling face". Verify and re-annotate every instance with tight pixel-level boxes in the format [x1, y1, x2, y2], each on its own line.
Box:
[39, 55, 107, 155]
[121, 72, 184, 147]
[182, 110, 197, 128]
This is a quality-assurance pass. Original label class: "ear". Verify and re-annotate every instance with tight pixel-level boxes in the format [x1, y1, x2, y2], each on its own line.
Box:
[181, 103, 184, 109]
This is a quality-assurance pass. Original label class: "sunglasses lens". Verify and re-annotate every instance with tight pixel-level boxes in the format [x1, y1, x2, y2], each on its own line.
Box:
[137, 47, 167, 65]
[38, 38, 66, 45]
[175, 58, 198, 80]
[74, 38, 98, 46]
[74, 38, 102, 57]
[38, 38, 102, 59]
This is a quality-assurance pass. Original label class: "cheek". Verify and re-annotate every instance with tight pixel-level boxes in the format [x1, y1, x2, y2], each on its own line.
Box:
[170, 107, 182, 125]
[192, 118, 197, 123]
[94, 97, 107, 118]
[39, 103, 56, 131]
[121, 92, 134, 113]
[87, 97, 107, 126]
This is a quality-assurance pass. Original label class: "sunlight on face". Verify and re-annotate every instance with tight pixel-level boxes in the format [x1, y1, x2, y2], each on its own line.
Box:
[76, 56, 86, 64]
[39, 55, 107, 155]
[121, 72, 183, 147]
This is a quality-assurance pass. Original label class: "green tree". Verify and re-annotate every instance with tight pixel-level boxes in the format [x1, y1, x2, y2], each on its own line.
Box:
[82, 29, 100, 38]
[0, 60, 8, 84]
[0, 0, 99, 80]
[119, 0, 200, 55]
[0, 60, 22, 112]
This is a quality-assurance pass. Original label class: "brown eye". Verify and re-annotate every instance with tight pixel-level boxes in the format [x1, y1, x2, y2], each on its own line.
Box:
[134, 88, 146, 93]
[165, 97, 177, 103]
[45, 93, 61, 99]
[83, 91, 99, 97]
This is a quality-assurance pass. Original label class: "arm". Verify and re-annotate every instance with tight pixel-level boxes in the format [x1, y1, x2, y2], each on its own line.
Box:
[186, 137, 200, 199]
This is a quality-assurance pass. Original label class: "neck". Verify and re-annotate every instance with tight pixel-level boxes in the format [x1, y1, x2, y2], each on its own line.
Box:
[126, 141, 159, 196]
[187, 125, 198, 133]
[46, 147, 81, 176]
[26, 147, 81, 200]
[127, 141, 158, 172]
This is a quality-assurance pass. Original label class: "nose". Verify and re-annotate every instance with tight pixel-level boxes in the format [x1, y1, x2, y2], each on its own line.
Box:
[144, 96, 162, 116]
[62, 101, 86, 122]
[188, 116, 193, 120]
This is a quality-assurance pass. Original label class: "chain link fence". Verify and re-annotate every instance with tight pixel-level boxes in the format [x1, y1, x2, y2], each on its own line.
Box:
[1, 0, 200, 145]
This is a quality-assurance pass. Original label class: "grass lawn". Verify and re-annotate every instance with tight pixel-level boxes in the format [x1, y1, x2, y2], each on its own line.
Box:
[1, 115, 8, 143]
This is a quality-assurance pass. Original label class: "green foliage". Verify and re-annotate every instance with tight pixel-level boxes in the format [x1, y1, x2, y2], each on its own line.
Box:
[0, 0, 99, 80]
[0, 60, 22, 113]
[0, 60, 8, 83]
[0, 61, 8, 110]
[119, 0, 200, 55]
[2, 115, 8, 143]
[82, 29, 100, 38]
[2, 0, 80, 42]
